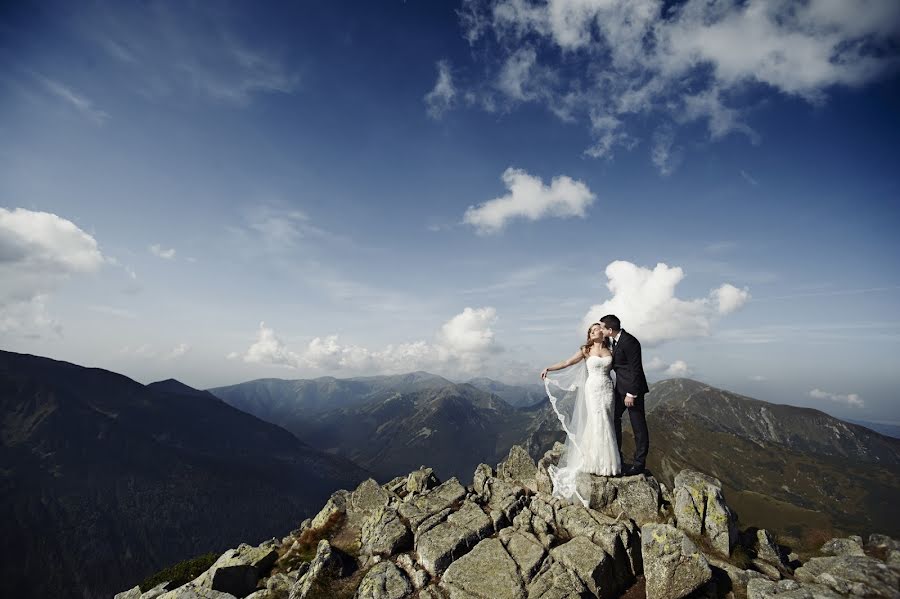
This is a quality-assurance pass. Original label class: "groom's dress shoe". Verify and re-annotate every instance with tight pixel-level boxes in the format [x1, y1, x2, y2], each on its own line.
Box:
[624, 465, 645, 476]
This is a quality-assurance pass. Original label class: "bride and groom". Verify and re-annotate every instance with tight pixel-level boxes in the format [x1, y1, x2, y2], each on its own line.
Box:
[540, 315, 649, 506]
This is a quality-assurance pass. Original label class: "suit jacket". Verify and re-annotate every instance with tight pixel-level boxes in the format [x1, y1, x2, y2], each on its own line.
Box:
[611, 329, 650, 397]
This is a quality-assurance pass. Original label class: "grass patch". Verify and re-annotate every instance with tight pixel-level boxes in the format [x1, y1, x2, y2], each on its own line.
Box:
[138, 551, 218, 592]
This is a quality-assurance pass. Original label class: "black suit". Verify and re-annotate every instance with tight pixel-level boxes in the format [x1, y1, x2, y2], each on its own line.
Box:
[610, 330, 650, 469]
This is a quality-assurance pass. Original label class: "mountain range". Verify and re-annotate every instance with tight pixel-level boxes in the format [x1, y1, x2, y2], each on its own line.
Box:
[0, 350, 368, 599]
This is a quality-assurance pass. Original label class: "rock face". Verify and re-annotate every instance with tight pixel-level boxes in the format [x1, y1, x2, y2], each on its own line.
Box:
[673, 470, 737, 556]
[641, 524, 713, 599]
[116, 445, 900, 599]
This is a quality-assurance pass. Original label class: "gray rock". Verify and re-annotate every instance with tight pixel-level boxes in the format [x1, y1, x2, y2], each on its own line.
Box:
[383, 476, 408, 495]
[406, 467, 440, 495]
[535, 443, 565, 496]
[868, 534, 900, 552]
[354, 561, 412, 599]
[265, 573, 294, 599]
[820, 536, 866, 557]
[706, 555, 767, 596]
[754, 529, 789, 566]
[747, 577, 844, 599]
[394, 553, 429, 590]
[795, 554, 900, 597]
[289, 540, 351, 599]
[673, 470, 737, 556]
[350, 478, 397, 522]
[641, 523, 713, 599]
[440, 537, 525, 599]
[310, 489, 350, 529]
[417, 586, 445, 599]
[115, 586, 142, 599]
[527, 558, 587, 598]
[549, 536, 615, 599]
[497, 444, 538, 488]
[446, 500, 493, 540]
[554, 504, 639, 582]
[184, 543, 278, 598]
[244, 591, 268, 599]
[398, 478, 466, 530]
[500, 529, 546, 583]
[142, 582, 175, 599]
[472, 463, 494, 499]
[582, 471, 666, 526]
[360, 506, 413, 557]
[415, 520, 480, 576]
[156, 584, 238, 599]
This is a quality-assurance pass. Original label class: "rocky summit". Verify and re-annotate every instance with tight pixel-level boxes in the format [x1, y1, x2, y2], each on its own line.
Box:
[116, 444, 900, 599]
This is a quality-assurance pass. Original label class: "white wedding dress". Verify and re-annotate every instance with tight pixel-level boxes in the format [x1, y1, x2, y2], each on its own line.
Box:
[544, 355, 621, 507]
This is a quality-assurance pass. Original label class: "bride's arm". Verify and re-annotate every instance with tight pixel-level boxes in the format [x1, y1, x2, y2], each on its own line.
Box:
[541, 349, 585, 379]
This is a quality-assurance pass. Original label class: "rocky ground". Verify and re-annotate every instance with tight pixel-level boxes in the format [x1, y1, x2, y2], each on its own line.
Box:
[115, 444, 900, 599]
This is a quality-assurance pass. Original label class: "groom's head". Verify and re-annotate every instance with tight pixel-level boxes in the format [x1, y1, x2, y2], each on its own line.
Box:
[599, 315, 620, 338]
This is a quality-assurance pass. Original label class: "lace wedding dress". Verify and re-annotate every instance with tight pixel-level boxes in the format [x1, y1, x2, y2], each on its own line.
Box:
[544, 355, 622, 506]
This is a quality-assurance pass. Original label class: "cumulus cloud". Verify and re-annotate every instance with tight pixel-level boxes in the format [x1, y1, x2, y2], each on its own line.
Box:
[149, 244, 176, 259]
[235, 307, 500, 376]
[810, 388, 864, 408]
[0, 208, 106, 336]
[582, 261, 749, 345]
[455, 0, 900, 170]
[464, 167, 596, 233]
[166, 343, 191, 359]
[425, 60, 456, 119]
[647, 356, 691, 377]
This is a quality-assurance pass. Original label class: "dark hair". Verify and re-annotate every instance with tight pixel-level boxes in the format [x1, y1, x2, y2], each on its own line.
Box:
[600, 314, 621, 331]
[581, 322, 603, 356]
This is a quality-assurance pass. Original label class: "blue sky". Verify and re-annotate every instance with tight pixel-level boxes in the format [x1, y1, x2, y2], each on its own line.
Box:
[1, 0, 899, 423]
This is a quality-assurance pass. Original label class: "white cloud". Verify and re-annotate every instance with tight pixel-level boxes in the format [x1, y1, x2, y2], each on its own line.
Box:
[714, 283, 751, 314]
[149, 244, 176, 259]
[0, 208, 106, 336]
[235, 307, 500, 377]
[810, 388, 864, 408]
[425, 60, 456, 119]
[464, 167, 596, 234]
[582, 260, 749, 345]
[457, 0, 900, 168]
[166, 343, 191, 359]
[650, 127, 682, 176]
[664, 360, 691, 377]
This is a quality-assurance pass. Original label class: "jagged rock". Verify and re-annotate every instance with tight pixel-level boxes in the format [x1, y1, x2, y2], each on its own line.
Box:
[706, 555, 767, 596]
[244, 591, 268, 599]
[143, 582, 177, 599]
[354, 561, 412, 599]
[265, 572, 295, 599]
[549, 536, 615, 598]
[157, 584, 238, 599]
[498, 529, 546, 583]
[794, 554, 900, 597]
[406, 467, 440, 495]
[535, 443, 565, 496]
[415, 513, 484, 576]
[360, 506, 413, 557]
[747, 578, 844, 599]
[527, 558, 588, 598]
[497, 444, 538, 488]
[820, 536, 866, 557]
[554, 504, 640, 582]
[394, 553, 430, 589]
[383, 476, 408, 495]
[581, 472, 666, 526]
[641, 523, 713, 599]
[177, 543, 277, 598]
[397, 477, 466, 530]
[311, 489, 350, 529]
[753, 529, 788, 565]
[415, 508, 453, 536]
[473, 463, 494, 499]
[115, 587, 142, 599]
[289, 540, 351, 599]
[440, 537, 525, 599]
[350, 478, 397, 522]
[673, 470, 737, 556]
[447, 500, 493, 539]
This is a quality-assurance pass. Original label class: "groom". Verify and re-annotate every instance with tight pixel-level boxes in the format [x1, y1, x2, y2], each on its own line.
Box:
[599, 315, 650, 476]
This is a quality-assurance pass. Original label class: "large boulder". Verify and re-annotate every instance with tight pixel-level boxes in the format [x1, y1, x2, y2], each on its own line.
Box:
[349, 479, 397, 523]
[498, 528, 546, 584]
[641, 523, 713, 599]
[288, 540, 352, 599]
[497, 444, 538, 488]
[673, 470, 737, 556]
[354, 561, 412, 599]
[582, 472, 667, 526]
[397, 477, 466, 530]
[820, 536, 866, 557]
[360, 506, 413, 557]
[166, 543, 276, 599]
[310, 489, 350, 529]
[527, 558, 588, 598]
[405, 467, 440, 495]
[747, 578, 844, 599]
[414, 501, 493, 576]
[440, 537, 526, 599]
[549, 536, 616, 599]
[554, 504, 640, 582]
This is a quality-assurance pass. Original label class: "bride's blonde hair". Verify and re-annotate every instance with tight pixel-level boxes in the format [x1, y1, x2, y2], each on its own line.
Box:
[581, 322, 603, 357]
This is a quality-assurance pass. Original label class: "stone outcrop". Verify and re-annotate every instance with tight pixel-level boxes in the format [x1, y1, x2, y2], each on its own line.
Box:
[673, 470, 737, 556]
[115, 444, 900, 599]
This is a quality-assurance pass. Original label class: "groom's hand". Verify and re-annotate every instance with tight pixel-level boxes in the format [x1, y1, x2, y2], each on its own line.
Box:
[624, 394, 635, 407]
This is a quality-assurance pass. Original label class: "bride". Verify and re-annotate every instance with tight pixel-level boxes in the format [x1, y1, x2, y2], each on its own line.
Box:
[540, 322, 621, 506]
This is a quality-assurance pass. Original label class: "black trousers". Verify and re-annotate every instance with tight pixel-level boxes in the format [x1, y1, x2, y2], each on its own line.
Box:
[614, 389, 649, 468]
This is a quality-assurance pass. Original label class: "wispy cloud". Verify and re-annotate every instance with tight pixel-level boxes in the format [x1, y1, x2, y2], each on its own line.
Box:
[740, 169, 760, 186]
[33, 73, 109, 124]
[425, 60, 456, 119]
[149, 244, 176, 259]
[810, 388, 864, 408]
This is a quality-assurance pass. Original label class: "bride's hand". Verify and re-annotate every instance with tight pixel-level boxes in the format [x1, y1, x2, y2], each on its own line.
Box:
[540, 368, 549, 379]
